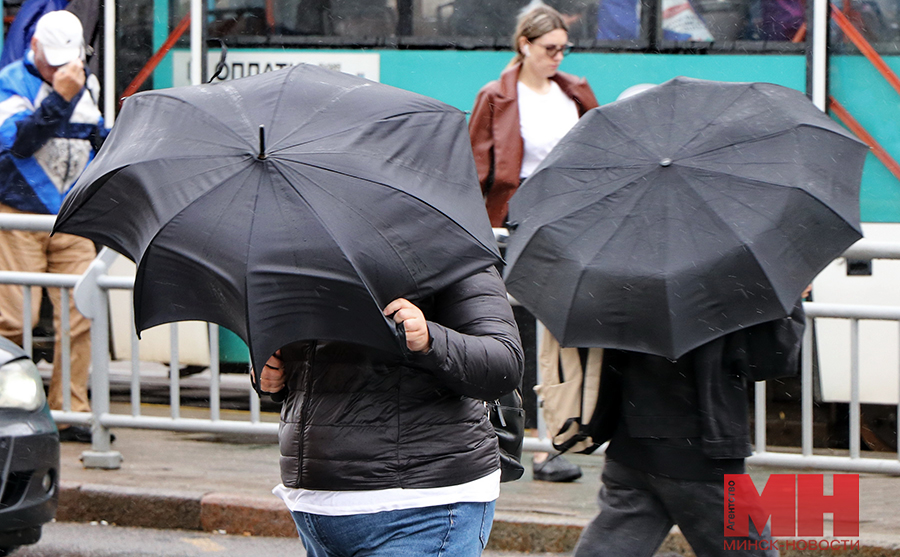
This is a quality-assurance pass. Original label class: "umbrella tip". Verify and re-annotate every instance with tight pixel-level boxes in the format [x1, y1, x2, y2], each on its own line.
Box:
[660, 158, 673, 167]
[258, 125, 267, 160]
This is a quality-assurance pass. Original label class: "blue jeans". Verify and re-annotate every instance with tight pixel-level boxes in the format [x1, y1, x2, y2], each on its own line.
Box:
[290, 501, 495, 557]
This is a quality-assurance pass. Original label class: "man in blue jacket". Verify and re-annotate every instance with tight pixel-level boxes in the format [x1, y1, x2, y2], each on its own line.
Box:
[0, 0, 70, 70]
[0, 10, 108, 443]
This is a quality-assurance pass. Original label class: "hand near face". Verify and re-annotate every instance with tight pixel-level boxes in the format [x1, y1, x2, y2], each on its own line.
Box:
[384, 298, 431, 353]
[53, 59, 85, 102]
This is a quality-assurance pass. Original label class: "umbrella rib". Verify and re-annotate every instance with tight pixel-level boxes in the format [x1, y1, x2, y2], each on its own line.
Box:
[520, 166, 652, 210]
[676, 169, 804, 311]
[271, 110, 454, 153]
[270, 65, 452, 154]
[277, 157, 499, 256]
[268, 164, 401, 307]
[675, 159, 856, 222]
[666, 83, 758, 158]
[131, 91, 254, 150]
[672, 90, 859, 161]
[275, 147, 475, 192]
[577, 174, 666, 264]
[583, 113, 660, 162]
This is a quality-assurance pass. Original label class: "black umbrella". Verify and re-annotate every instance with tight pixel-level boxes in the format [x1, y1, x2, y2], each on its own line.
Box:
[54, 64, 500, 385]
[504, 77, 867, 359]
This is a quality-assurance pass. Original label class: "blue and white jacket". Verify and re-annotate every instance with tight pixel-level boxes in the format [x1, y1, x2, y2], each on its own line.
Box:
[0, 50, 108, 214]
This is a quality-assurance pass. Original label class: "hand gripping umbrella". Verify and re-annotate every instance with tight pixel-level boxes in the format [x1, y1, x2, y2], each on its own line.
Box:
[504, 77, 867, 359]
[53, 64, 500, 387]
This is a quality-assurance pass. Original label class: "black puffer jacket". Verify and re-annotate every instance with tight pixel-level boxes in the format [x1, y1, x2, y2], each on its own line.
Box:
[277, 266, 524, 491]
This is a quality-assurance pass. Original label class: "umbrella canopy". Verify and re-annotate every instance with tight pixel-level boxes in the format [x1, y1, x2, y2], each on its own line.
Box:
[54, 63, 500, 380]
[504, 77, 867, 359]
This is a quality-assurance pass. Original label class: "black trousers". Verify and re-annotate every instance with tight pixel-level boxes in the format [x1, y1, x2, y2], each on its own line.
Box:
[574, 459, 778, 557]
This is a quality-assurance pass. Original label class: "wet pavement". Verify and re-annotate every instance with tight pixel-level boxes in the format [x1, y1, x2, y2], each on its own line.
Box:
[51, 411, 900, 555]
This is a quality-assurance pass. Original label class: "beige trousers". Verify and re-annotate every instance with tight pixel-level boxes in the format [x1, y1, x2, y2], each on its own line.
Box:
[535, 325, 603, 453]
[0, 203, 95, 412]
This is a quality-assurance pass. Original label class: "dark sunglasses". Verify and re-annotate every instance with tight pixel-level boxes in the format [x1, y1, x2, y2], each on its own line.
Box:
[531, 41, 573, 56]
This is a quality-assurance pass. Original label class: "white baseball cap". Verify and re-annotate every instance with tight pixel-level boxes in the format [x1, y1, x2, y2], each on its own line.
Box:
[33, 11, 84, 67]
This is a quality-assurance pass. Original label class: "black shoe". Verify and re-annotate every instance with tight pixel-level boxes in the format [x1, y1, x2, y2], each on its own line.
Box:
[532, 454, 582, 482]
[58, 425, 115, 444]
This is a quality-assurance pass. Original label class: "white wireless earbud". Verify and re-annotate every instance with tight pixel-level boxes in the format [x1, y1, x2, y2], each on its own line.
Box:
[522, 44, 531, 57]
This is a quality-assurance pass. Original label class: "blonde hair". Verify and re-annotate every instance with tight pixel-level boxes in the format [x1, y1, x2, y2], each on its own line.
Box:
[508, 2, 569, 67]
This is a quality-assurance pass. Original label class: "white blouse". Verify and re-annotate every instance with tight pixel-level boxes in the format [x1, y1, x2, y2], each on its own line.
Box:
[517, 80, 579, 180]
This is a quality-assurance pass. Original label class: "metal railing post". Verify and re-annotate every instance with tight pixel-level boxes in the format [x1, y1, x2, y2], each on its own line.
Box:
[60, 288, 71, 411]
[22, 285, 32, 358]
[74, 247, 122, 469]
[755, 381, 767, 454]
[802, 316, 814, 456]
[209, 324, 220, 421]
[170, 323, 180, 420]
[850, 318, 861, 459]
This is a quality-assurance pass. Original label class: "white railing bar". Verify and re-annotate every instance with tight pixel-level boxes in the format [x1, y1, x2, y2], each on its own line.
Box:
[0, 271, 78, 288]
[50, 411, 91, 425]
[209, 324, 221, 422]
[805, 302, 900, 320]
[748, 451, 900, 474]
[22, 285, 32, 359]
[96, 275, 134, 289]
[98, 413, 279, 435]
[0, 221, 890, 473]
[170, 323, 180, 420]
[130, 305, 141, 417]
[61, 288, 72, 411]
[843, 240, 900, 260]
[755, 381, 766, 454]
[0, 213, 56, 231]
[87, 284, 115, 455]
[850, 319, 861, 459]
[802, 318, 814, 456]
[250, 379, 261, 424]
[535, 323, 546, 440]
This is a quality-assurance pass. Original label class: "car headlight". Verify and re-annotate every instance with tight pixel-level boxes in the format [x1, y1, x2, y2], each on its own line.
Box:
[0, 358, 46, 411]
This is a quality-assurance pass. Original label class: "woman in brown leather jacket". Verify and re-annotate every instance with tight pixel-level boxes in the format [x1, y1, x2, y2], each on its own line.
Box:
[468, 3, 599, 229]
[468, 2, 598, 483]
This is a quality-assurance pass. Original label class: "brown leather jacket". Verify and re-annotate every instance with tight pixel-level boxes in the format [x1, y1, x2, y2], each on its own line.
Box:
[468, 64, 599, 226]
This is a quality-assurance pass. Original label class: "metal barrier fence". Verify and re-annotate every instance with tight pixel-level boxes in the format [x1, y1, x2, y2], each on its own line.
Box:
[2, 213, 900, 473]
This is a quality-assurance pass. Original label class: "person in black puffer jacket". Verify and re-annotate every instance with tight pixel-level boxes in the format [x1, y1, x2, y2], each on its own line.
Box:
[257, 265, 523, 557]
[573, 301, 806, 557]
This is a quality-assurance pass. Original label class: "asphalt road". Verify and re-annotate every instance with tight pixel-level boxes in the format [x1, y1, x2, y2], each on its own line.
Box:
[11, 522, 574, 557]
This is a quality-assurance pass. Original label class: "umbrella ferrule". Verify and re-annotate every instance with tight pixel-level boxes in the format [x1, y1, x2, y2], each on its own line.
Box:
[258, 125, 267, 160]
[660, 158, 673, 167]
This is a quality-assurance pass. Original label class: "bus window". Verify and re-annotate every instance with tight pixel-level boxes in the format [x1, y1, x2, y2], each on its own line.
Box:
[207, 1, 398, 38]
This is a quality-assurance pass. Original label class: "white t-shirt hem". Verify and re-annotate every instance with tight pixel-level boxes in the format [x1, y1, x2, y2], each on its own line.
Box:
[273, 469, 502, 516]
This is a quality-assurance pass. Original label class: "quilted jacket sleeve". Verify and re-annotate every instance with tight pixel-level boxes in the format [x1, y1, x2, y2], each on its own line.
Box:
[410, 265, 524, 401]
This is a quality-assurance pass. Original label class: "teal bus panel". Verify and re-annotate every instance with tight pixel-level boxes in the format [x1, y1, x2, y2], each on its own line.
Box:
[830, 54, 900, 223]
[380, 51, 807, 111]
[162, 48, 899, 224]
